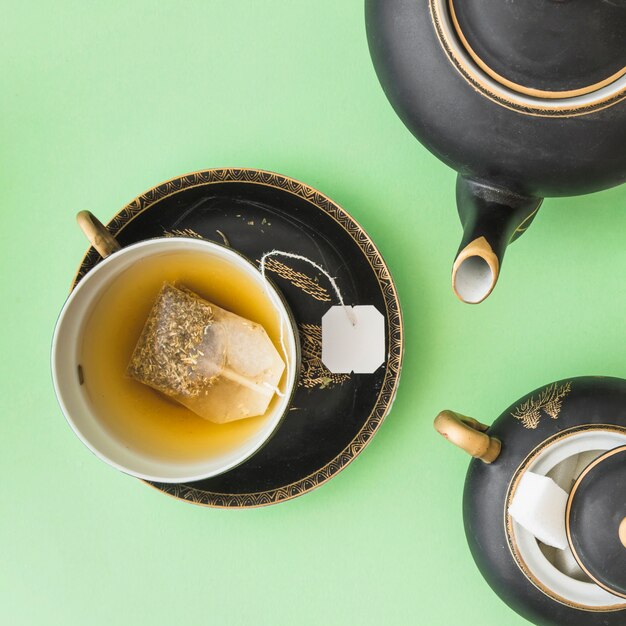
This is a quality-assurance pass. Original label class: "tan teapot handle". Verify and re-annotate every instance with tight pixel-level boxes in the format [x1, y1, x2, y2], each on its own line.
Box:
[76, 211, 121, 259]
[434, 410, 501, 463]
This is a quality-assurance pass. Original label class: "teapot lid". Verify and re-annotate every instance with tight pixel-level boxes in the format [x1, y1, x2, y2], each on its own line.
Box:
[566, 446, 626, 598]
[449, 0, 626, 98]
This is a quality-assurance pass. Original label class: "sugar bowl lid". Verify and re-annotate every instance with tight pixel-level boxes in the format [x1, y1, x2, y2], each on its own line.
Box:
[449, 0, 626, 98]
[566, 445, 626, 598]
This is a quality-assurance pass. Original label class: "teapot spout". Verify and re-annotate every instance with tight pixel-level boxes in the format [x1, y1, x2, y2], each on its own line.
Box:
[452, 176, 542, 304]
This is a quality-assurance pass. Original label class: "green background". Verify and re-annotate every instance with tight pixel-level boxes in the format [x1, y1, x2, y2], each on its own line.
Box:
[2, 2, 625, 625]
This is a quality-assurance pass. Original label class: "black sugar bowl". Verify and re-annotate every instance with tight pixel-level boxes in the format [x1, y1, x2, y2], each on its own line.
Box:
[434, 377, 626, 626]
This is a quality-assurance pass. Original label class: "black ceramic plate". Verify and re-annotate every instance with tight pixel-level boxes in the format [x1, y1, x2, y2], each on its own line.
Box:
[73, 169, 403, 507]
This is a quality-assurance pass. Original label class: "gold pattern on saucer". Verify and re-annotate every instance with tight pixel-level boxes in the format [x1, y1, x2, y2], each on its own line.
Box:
[511, 382, 572, 430]
[72, 168, 403, 508]
[163, 228, 204, 239]
[299, 324, 349, 389]
[262, 258, 331, 302]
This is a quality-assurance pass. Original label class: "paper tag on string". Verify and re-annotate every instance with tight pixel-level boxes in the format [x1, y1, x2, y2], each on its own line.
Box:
[258, 251, 385, 375]
[321, 306, 385, 374]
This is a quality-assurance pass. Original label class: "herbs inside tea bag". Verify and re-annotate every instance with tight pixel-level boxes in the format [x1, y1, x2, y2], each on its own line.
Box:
[127, 283, 285, 423]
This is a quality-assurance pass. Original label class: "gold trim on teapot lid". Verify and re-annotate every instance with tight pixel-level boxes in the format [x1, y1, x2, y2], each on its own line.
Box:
[505, 426, 626, 611]
[447, 0, 626, 101]
[566, 445, 626, 599]
[429, 0, 626, 117]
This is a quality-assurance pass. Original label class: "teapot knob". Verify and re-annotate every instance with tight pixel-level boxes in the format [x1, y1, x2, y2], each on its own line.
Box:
[434, 410, 501, 464]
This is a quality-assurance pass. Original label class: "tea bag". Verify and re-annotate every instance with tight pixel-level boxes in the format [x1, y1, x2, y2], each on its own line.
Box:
[127, 283, 285, 423]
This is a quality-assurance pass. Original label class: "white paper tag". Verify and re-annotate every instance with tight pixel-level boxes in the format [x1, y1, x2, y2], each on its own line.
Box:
[321, 305, 385, 374]
[508, 472, 569, 550]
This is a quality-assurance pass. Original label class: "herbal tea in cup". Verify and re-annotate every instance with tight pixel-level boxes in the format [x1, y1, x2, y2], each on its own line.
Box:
[52, 214, 298, 483]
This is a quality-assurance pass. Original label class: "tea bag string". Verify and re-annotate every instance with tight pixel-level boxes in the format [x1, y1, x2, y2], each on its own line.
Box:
[258, 250, 357, 398]
[259, 250, 358, 326]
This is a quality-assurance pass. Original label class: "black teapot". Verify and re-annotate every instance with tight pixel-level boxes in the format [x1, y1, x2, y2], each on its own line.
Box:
[366, 0, 626, 303]
[434, 377, 626, 626]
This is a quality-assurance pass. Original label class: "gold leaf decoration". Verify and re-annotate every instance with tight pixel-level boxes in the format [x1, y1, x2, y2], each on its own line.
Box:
[511, 382, 572, 429]
[262, 258, 331, 302]
[299, 323, 349, 389]
[163, 228, 204, 239]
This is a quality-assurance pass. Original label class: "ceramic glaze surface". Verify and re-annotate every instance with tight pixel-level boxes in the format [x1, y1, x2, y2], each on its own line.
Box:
[366, 0, 626, 196]
[567, 446, 626, 598]
[462, 377, 626, 626]
[366, 0, 626, 301]
[451, 0, 626, 94]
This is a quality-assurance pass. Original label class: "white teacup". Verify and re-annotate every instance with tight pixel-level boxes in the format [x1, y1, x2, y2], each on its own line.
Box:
[52, 212, 298, 483]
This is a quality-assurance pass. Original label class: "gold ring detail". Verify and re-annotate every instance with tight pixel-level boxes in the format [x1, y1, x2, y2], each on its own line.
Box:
[505, 425, 626, 612]
[448, 0, 626, 100]
[565, 445, 626, 599]
[430, 0, 626, 117]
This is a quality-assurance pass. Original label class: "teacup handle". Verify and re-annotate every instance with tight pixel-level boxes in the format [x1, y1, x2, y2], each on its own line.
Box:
[76, 211, 121, 259]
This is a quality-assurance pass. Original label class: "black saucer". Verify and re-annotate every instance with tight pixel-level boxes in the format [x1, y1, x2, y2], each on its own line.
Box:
[73, 169, 403, 507]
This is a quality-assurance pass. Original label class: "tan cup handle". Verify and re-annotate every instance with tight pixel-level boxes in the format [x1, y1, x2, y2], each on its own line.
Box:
[434, 410, 501, 463]
[76, 211, 121, 259]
